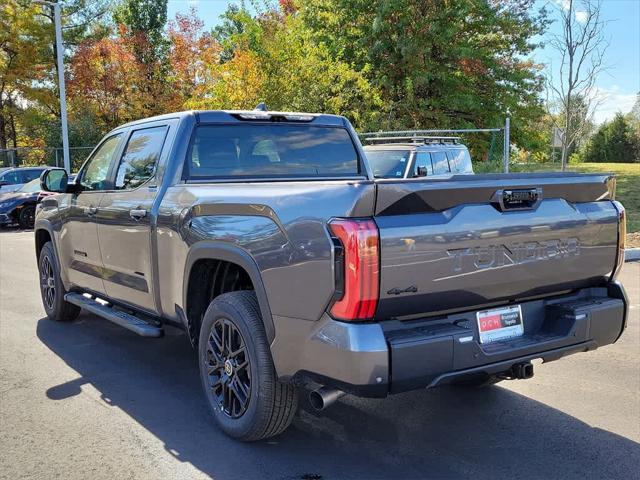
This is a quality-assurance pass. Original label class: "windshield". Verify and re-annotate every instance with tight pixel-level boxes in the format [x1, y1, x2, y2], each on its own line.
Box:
[188, 125, 360, 178]
[365, 150, 410, 178]
[18, 179, 41, 193]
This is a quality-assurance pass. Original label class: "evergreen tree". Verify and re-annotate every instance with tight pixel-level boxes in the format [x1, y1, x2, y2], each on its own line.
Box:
[582, 114, 639, 163]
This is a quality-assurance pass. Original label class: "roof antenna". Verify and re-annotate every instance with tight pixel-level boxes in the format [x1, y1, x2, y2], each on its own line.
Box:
[254, 102, 268, 112]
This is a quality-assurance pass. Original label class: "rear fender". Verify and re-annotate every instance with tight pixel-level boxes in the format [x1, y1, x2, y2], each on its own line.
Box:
[183, 242, 275, 344]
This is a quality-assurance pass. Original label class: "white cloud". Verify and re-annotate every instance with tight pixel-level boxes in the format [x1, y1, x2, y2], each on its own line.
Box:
[591, 85, 637, 124]
[575, 10, 588, 23]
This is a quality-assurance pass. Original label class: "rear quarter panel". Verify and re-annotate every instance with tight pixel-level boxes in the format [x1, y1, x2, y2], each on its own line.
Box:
[156, 180, 376, 322]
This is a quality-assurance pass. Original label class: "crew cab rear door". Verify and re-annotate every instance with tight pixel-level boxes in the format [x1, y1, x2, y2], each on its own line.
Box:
[373, 173, 619, 320]
[95, 121, 174, 314]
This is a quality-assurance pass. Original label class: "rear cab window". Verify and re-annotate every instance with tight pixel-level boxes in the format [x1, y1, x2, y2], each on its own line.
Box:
[187, 124, 360, 179]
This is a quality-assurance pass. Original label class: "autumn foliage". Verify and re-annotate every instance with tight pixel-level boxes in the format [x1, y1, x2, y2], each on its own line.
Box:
[3, 0, 554, 165]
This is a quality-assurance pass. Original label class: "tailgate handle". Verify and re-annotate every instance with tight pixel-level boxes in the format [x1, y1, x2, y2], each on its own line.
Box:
[493, 188, 542, 211]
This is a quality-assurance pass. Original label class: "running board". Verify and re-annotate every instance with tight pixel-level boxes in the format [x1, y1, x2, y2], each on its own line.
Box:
[64, 293, 164, 338]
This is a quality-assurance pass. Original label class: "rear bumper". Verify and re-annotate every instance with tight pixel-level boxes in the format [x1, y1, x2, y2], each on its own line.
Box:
[285, 283, 628, 397]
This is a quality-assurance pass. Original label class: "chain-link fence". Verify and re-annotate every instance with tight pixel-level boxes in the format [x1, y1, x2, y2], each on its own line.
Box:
[0, 146, 94, 171]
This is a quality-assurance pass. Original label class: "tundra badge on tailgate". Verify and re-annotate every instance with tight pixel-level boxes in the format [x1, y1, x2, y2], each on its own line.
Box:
[447, 238, 580, 272]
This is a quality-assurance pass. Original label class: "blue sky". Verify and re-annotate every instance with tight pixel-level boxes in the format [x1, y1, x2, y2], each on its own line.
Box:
[167, 0, 639, 123]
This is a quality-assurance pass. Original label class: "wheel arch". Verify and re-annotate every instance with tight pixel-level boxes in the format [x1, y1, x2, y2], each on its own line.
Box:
[34, 222, 54, 260]
[183, 241, 276, 346]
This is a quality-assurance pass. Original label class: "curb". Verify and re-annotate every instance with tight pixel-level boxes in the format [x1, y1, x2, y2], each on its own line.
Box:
[625, 248, 640, 262]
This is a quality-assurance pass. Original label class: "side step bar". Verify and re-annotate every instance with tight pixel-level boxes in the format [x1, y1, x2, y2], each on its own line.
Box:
[65, 293, 164, 338]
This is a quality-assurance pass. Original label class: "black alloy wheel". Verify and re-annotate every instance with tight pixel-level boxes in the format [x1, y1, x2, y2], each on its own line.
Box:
[38, 241, 81, 322]
[205, 317, 251, 418]
[198, 291, 298, 441]
[40, 253, 56, 311]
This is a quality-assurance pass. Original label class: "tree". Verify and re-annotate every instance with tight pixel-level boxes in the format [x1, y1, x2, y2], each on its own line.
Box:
[546, 0, 608, 170]
[112, 0, 169, 113]
[300, 0, 549, 154]
[557, 94, 593, 157]
[631, 92, 640, 122]
[167, 9, 221, 111]
[32, 0, 112, 131]
[191, 5, 381, 129]
[0, 1, 50, 153]
[581, 113, 639, 163]
[113, 0, 168, 64]
[68, 33, 148, 130]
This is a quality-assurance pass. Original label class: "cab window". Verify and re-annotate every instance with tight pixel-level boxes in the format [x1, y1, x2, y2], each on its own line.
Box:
[80, 134, 122, 191]
[115, 126, 167, 190]
[431, 151, 450, 175]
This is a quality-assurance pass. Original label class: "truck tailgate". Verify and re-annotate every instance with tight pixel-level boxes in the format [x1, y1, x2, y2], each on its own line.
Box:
[374, 173, 619, 319]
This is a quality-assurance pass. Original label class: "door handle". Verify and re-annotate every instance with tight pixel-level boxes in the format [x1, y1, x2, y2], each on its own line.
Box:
[83, 206, 98, 216]
[129, 209, 147, 220]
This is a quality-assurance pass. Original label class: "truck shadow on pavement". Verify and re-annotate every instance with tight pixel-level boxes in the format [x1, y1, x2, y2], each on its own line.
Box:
[37, 313, 639, 480]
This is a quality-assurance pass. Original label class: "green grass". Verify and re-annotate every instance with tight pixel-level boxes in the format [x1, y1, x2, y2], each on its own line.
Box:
[471, 161, 640, 232]
[570, 163, 640, 233]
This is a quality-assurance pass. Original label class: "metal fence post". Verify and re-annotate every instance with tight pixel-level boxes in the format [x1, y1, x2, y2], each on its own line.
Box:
[503, 117, 510, 173]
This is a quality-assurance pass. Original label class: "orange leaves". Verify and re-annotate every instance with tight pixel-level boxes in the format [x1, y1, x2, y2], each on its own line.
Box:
[68, 36, 145, 126]
[167, 10, 221, 110]
[68, 8, 222, 128]
[458, 58, 487, 76]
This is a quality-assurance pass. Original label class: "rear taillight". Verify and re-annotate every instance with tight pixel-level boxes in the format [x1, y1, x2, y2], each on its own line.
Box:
[328, 218, 380, 321]
[610, 201, 626, 281]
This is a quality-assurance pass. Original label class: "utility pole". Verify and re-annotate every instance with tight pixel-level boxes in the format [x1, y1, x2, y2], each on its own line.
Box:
[34, 0, 70, 173]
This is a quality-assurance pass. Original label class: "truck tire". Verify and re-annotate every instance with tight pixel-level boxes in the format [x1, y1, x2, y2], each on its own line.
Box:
[39, 241, 81, 322]
[198, 291, 297, 441]
[18, 205, 36, 229]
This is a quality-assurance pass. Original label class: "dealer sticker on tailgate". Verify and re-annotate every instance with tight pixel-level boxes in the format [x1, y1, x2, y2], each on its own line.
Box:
[476, 305, 524, 344]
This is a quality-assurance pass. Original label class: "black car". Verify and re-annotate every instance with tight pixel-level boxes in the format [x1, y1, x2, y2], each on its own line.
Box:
[0, 179, 52, 229]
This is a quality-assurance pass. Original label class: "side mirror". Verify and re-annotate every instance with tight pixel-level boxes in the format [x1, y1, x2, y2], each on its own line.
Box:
[416, 166, 428, 177]
[40, 168, 68, 193]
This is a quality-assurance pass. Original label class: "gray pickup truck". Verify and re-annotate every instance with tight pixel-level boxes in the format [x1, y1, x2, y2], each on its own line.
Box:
[35, 109, 628, 441]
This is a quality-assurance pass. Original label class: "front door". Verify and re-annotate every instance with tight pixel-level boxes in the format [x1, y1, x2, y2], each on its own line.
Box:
[96, 124, 169, 313]
[59, 133, 124, 295]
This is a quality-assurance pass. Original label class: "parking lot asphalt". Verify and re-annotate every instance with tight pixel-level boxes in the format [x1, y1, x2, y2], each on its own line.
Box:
[1, 229, 638, 480]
